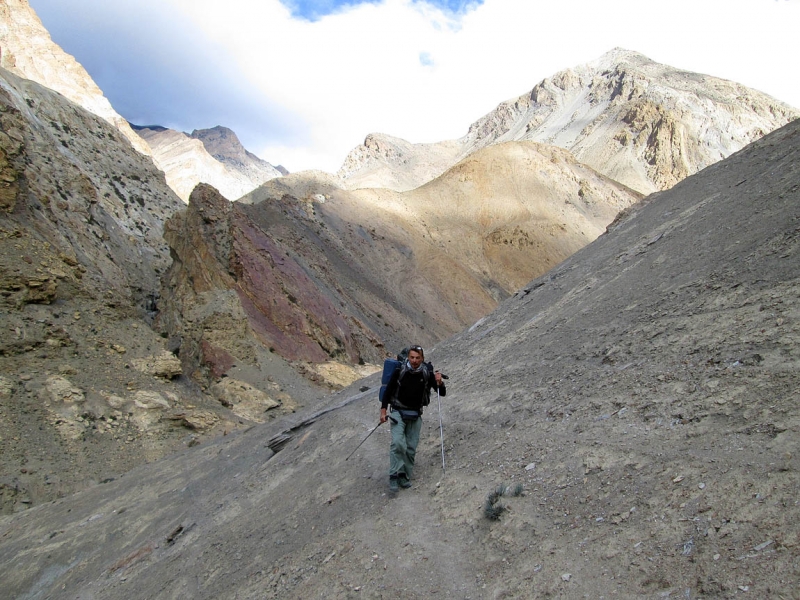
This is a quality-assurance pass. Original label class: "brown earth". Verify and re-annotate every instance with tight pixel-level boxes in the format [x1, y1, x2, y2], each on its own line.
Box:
[1, 117, 796, 599]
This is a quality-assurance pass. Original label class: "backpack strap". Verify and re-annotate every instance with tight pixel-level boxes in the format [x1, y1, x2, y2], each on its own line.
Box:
[397, 362, 430, 386]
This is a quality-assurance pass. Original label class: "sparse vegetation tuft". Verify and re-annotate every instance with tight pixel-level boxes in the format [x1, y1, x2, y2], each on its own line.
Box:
[484, 483, 524, 520]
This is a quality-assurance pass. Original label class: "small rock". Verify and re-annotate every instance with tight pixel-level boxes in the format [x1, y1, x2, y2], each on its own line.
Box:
[753, 540, 773, 551]
[132, 391, 170, 409]
[561, 573, 571, 582]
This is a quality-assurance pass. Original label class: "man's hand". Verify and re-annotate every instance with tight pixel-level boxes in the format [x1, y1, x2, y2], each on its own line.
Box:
[380, 407, 387, 424]
[434, 370, 443, 386]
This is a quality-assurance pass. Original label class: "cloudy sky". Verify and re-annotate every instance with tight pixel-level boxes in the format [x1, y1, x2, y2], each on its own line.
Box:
[29, 0, 800, 173]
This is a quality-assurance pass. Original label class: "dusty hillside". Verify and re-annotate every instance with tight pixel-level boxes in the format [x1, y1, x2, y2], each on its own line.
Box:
[1, 119, 795, 599]
[340, 49, 799, 195]
[160, 141, 640, 398]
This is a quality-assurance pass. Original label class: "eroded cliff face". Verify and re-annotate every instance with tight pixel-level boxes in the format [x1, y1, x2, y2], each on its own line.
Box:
[0, 69, 182, 308]
[158, 184, 386, 389]
[0, 67, 259, 512]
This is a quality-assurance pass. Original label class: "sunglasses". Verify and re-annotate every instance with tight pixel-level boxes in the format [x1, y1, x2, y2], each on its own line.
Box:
[409, 345, 423, 353]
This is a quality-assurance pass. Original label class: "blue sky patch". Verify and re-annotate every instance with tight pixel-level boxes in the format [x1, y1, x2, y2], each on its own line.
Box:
[282, 0, 482, 21]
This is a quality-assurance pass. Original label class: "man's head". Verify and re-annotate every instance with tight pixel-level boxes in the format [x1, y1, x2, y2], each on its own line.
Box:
[408, 344, 424, 368]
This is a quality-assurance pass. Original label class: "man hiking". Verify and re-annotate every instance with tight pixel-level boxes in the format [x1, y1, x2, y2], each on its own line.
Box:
[379, 345, 446, 491]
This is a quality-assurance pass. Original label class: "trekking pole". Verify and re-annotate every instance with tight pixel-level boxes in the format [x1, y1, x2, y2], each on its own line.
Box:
[345, 421, 383, 461]
[437, 386, 446, 474]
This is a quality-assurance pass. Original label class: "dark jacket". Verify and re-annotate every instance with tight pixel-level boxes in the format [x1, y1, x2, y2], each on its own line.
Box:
[381, 362, 446, 411]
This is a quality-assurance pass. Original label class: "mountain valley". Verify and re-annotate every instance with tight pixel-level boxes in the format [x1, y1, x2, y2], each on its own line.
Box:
[0, 0, 798, 597]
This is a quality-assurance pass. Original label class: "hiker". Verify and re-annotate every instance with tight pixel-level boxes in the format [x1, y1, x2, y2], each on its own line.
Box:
[379, 345, 445, 491]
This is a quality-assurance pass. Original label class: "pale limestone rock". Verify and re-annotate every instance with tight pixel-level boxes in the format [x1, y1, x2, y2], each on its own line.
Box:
[132, 352, 183, 380]
[211, 378, 280, 423]
[0, 376, 12, 398]
[104, 394, 128, 410]
[42, 375, 84, 404]
[132, 391, 171, 410]
[171, 410, 219, 431]
[307, 361, 381, 389]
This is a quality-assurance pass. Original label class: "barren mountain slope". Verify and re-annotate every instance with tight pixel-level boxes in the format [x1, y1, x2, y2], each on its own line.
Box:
[159, 142, 640, 398]
[337, 132, 461, 191]
[4, 119, 795, 599]
[390, 141, 640, 294]
[463, 48, 799, 195]
[340, 49, 799, 195]
[133, 125, 282, 202]
[190, 125, 286, 178]
[0, 0, 151, 156]
[0, 67, 306, 512]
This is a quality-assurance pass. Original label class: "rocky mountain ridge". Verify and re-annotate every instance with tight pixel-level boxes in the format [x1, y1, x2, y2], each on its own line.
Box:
[340, 49, 799, 195]
[133, 124, 285, 202]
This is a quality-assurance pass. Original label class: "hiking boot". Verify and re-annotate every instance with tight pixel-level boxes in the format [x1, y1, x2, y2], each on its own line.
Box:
[398, 476, 412, 489]
[389, 477, 399, 492]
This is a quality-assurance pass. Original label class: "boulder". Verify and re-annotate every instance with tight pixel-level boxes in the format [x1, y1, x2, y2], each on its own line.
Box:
[132, 352, 183, 379]
[41, 375, 84, 404]
[211, 378, 280, 423]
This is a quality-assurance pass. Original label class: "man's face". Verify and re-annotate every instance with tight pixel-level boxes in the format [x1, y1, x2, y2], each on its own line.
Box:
[408, 350, 423, 369]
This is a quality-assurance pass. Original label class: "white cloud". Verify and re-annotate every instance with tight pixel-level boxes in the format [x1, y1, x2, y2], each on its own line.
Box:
[31, 0, 800, 173]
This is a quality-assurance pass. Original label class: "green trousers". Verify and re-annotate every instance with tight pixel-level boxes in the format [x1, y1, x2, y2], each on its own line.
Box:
[389, 409, 422, 480]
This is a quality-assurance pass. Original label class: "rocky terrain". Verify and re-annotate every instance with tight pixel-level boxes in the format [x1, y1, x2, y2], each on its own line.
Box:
[134, 124, 285, 202]
[0, 65, 283, 511]
[1, 115, 796, 600]
[155, 141, 640, 413]
[1, 2, 798, 596]
[340, 49, 799, 195]
[0, 2, 643, 513]
[337, 132, 461, 192]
